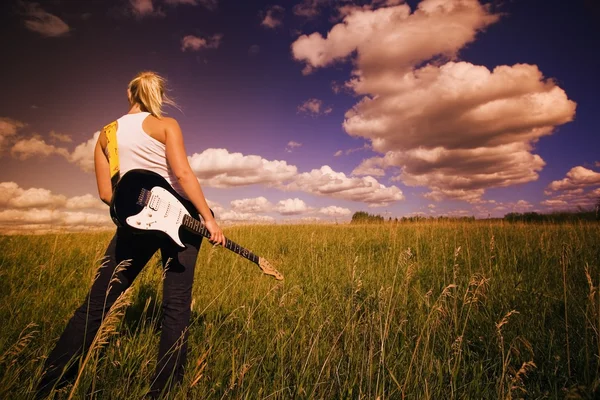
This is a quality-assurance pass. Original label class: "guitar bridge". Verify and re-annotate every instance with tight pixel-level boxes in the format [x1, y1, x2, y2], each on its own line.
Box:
[137, 189, 151, 207]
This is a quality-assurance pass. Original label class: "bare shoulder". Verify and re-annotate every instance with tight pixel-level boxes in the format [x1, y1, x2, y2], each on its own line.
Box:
[161, 117, 180, 130]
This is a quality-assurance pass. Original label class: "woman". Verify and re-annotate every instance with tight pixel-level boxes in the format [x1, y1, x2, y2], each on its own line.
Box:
[36, 71, 226, 398]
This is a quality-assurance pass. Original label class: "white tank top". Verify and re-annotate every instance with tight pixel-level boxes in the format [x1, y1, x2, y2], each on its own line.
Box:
[114, 112, 187, 198]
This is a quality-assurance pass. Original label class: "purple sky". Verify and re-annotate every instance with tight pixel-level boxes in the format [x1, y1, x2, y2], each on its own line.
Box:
[1, 0, 599, 232]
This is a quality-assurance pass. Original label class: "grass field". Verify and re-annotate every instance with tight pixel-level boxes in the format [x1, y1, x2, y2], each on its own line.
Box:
[1, 221, 599, 399]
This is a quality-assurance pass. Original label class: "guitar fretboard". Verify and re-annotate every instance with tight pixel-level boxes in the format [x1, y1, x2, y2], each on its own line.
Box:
[182, 215, 258, 264]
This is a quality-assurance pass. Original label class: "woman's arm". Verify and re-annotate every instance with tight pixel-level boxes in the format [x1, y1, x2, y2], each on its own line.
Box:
[94, 133, 112, 206]
[163, 118, 226, 246]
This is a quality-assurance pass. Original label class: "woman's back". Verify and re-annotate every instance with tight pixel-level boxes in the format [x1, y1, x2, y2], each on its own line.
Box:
[114, 112, 185, 196]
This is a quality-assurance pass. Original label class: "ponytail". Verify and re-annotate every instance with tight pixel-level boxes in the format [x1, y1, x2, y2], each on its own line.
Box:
[127, 71, 178, 118]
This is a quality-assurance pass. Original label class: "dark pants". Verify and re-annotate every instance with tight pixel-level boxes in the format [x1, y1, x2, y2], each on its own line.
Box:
[36, 227, 202, 399]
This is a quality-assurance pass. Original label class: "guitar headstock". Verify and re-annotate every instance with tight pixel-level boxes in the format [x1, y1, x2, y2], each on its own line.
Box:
[258, 258, 284, 281]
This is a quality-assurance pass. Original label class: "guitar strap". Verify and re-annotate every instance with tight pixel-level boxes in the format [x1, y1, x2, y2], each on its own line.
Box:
[102, 121, 120, 190]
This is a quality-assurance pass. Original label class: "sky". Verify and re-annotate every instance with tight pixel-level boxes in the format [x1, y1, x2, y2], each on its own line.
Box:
[1, 0, 600, 233]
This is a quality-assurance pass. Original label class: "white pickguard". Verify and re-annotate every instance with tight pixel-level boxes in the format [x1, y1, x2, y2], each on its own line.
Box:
[126, 186, 189, 247]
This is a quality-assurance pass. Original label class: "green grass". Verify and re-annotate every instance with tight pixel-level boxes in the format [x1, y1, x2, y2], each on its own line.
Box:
[1, 221, 599, 399]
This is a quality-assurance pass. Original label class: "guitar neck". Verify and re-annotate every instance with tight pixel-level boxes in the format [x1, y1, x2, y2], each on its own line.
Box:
[182, 215, 259, 264]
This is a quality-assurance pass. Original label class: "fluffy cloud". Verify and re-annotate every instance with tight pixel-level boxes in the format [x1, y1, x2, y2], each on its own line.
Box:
[292, 0, 498, 72]
[297, 98, 332, 116]
[181, 34, 223, 52]
[319, 205, 351, 217]
[542, 166, 600, 210]
[65, 194, 106, 210]
[230, 197, 272, 213]
[541, 188, 600, 210]
[0, 209, 112, 234]
[11, 137, 70, 160]
[22, 2, 70, 37]
[261, 5, 285, 28]
[188, 148, 298, 188]
[69, 131, 99, 172]
[547, 166, 600, 191]
[0, 182, 106, 211]
[0, 118, 25, 151]
[7, 130, 98, 172]
[275, 198, 309, 215]
[286, 165, 404, 207]
[0, 182, 110, 233]
[291, 0, 576, 203]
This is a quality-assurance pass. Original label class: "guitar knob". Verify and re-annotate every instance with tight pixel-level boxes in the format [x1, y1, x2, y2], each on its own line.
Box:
[136, 221, 141, 225]
[148, 213, 153, 217]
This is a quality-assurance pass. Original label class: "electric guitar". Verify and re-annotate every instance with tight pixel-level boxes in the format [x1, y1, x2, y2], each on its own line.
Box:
[110, 169, 283, 280]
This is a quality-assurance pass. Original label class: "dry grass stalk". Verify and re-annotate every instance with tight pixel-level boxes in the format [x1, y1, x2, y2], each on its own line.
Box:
[496, 310, 520, 399]
[510, 360, 536, 396]
[190, 347, 211, 388]
[68, 286, 134, 400]
[0, 323, 38, 366]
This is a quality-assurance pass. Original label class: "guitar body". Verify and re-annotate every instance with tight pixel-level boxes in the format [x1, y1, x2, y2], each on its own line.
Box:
[110, 169, 196, 247]
[110, 169, 284, 280]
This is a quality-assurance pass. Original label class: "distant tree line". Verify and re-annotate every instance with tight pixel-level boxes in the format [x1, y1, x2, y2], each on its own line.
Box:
[351, 211, 385, 224]
[350, 211, 476, 224]
[504, 209, 598, 223]
[351, 204, 600, 224]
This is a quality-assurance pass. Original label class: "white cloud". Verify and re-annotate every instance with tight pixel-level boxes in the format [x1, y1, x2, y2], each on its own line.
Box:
[65, 194, 106, 210]
[7, 130, 98, 172]
[543, 166, 600, 210]
[540, 199, 568, 207]
[285, 141, 302, 153]
[292, 0, 576, 203]
[275, 198, 309, 215]
[0, 182, 105, 211]
[6, 187, 67, 209]
[319, 205, 351, 217]
[293, 0, 498, 72]
[11, 137, 70, 160]
[69, 131, 99, 172]
[206, 199, 225, 216]
[298, 98, 332, 116]
[286, 165, 404, 207]
[0, 182, 111, 233]
[261, 5, 285, 29]
[49, 131, 72, 143]
[0, 118, 25, 151]
[218, 210, 275, 223]
[181, 34, 223, 52]
[23, 2, 70, 37]
[0, 209, 112, 233]
[188, 148, 298, 188]
[547, 166, 600, 191]
[230, 197, 272, 213]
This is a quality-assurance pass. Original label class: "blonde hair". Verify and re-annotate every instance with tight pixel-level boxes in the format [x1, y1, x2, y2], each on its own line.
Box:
[127, 71, 178, 118]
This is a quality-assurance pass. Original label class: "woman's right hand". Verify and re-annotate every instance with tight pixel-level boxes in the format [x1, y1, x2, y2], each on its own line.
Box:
[204, 219, 226, 247]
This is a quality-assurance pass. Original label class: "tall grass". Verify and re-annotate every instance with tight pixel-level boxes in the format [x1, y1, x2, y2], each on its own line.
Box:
[0, 221, 599, 398]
